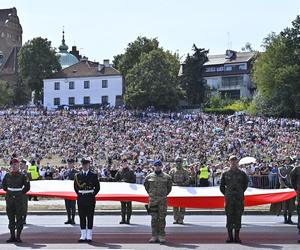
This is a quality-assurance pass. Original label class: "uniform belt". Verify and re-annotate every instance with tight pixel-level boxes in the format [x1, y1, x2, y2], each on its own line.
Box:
[7, 187, 23, 192]
[78, 190, 94, 194]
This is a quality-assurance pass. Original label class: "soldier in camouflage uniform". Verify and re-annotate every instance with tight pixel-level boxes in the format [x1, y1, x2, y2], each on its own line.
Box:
[290, 160, 300, 243]
[2, 158, 30, 243]
[115, 158, 136, 224]
[278, 156, 295, 224]
[20, 159, 31, 225]
[169, 156, 189, 224]
[144, 160, 172, 244]
[220, 155, 248, 243]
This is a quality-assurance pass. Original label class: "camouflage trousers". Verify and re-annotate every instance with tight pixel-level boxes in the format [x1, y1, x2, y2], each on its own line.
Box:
[6, 195, 26, 231]
[225, 197, 244, 230]
[282, 197, 295, 215]
[149, 198, 167, 237]
[173, 207, 185, 222]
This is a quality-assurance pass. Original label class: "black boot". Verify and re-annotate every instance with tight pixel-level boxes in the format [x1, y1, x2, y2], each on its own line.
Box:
[70, 214, 76, 225]
[119, 214, 126, 224]
[64, 215, 71, 224]
[234, 229, 242, 243]
[126, 215, 131, 224]
[15, 230, 22, 243]
[6, 230, 16, 243]
[226, 228, 234, 243]
[284, 214, 288, 224]
[287, 213, 294, 224]
[23, 215, 27, 225]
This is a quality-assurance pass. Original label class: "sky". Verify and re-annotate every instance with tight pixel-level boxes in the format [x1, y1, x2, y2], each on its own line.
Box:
[1, 0, 300, 63]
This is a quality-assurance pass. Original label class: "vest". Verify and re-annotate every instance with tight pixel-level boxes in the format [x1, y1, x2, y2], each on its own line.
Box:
[199, 166, 209, 179]
[28, 165, 39, 180]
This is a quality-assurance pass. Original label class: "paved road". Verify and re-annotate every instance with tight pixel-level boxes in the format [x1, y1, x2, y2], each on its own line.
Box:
[0, 215, 299, 249]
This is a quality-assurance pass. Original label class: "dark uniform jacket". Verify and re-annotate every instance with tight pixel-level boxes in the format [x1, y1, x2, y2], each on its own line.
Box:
[74, 171, 100, 204]
[290, 165, 300, 192]
[2, 172, 30, 198]
[115, 168, 136, 183]
[278, 165, 294, 188]
[64, 168, 78, 181]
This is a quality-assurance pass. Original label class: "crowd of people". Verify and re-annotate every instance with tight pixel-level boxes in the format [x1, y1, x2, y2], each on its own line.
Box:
[0, 106, 299, 189]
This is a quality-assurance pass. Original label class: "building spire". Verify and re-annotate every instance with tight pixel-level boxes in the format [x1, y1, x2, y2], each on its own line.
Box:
[59, 26, 68, 52]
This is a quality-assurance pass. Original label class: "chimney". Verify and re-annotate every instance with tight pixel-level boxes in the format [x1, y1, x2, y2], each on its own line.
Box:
[97, 63, 104, 71]
[103, 59, 110, 67]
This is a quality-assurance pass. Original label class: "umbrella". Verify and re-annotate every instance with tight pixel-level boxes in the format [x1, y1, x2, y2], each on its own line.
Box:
[239, 156, 256, 166]
[213, 127, 223, 133]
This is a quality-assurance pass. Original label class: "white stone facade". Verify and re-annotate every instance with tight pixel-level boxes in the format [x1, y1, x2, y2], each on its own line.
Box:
[43, 75, 122, 109]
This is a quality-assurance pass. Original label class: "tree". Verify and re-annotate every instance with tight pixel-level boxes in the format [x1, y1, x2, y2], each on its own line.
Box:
[18, 37, 61, 103]
[124, 49, 182, 109]
[241, 42, 254, 52]
[0, 80, 14, 106]
[252, 16, 300, 118]
[180, 45, 209, 105]
[113, 37, 159, 78]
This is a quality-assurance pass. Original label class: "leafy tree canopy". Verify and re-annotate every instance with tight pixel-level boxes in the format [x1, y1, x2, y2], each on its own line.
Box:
[252, 16, 300, 118]
[124, 48, 182, 109]
[18, 37, 61, 102]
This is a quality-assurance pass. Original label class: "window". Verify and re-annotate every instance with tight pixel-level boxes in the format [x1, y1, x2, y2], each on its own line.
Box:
[102, 96, 108, 104]
[68, 97, 75, 105]
[205, 67, 216, 73]
[224, 66, 232, 71]
[54, 82, 60, 90]
[84, 81, 90, 89]
[53, 98, 60, 106]
[102, 80, 108, 88]
[69, 81, 75, 89]
[238, 64, 247, 70]
[222, 76, 243, 87]
[83, 96, 90, 105]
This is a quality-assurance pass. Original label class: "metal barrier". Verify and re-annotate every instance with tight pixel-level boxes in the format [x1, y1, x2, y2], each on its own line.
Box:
[249, 175, 278, 189]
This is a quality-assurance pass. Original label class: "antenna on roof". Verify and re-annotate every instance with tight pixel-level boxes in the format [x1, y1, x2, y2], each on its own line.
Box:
[227, 32, 232, 50]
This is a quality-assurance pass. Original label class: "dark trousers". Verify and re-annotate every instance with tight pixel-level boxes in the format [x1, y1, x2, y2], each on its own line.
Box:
[296, 193, 300, 231]
[78, 201, 95, 230]
[6, 197, 25, 232]
[121, 201, 132, 221]
[65, 199, 76, 220]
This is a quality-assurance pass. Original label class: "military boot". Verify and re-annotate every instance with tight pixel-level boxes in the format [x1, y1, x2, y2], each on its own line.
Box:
[234, 229, 242, 243]
[284, 214, 288, 224]
[287, 213, 294, 224]
[15, 230, 22, 243]
[149, 236, 158, 243]
[6, 230, 16, 243]
[126, 215, 131, 224]
[119, 214, 126, 224]
[226, 229, 234, 243]
[70, 214, 76, 225]
[158, 236, 166, 243]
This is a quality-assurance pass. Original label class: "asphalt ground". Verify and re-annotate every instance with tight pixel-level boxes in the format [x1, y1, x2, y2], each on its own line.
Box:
[0, 215, 299, 249]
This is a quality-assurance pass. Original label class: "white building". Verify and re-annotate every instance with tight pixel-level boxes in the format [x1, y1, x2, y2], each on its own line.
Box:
[203, 50, 257, 99]
[43, 59, 123, 109]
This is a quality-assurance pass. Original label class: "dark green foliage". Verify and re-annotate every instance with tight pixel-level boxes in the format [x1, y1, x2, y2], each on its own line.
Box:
[252, 16, 300, 118]
[180, 44, 209, 105]
[18, 37, 61, 103]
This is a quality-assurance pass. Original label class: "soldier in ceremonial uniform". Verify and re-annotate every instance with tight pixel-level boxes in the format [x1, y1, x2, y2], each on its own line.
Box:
[169, 156, 189, 224]
[220, 155, 248, 243]
[20, 159, 31, 225]
[2, 158, 30, 243]
[115, 158, 136, 224]
[64, 158, 78, 225]
[74, 157, 100, 242]
[278, 156, 295, 224]
[290, 160, 300, 243]
[144, 160, 172, 244]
